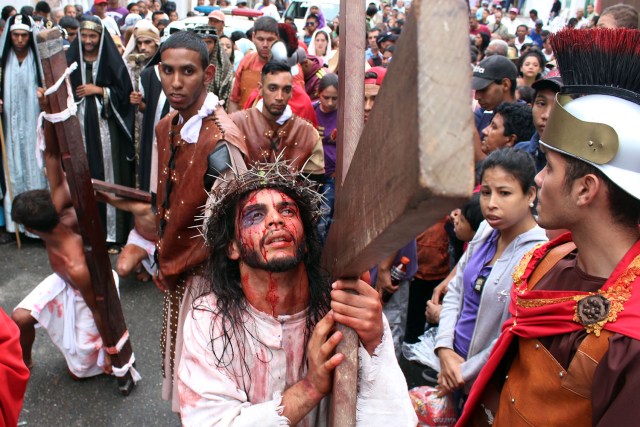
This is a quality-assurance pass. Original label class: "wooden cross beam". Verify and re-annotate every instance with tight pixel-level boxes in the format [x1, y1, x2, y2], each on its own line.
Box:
[324, 1, 473, 425]
[36, 29, 136, 395]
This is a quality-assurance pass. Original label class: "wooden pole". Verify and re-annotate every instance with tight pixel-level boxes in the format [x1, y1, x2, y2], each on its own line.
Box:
[36, 28, 136, 395]
[324, 1, 473, 424]
[326, 1, 366, 425]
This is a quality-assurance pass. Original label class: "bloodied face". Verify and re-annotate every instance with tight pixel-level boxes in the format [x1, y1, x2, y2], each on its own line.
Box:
[229, 189, 306, 272]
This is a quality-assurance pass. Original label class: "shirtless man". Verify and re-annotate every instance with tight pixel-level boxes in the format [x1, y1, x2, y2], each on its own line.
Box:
[95, 191, 156, 282]
[10, 88, 113, 378]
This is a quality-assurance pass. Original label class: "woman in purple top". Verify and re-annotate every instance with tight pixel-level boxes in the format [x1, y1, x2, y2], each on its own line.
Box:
[434, 148, 547, 408]
[313, 73, 338, 242]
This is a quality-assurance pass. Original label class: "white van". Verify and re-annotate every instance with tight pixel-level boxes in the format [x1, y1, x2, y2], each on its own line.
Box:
[282, 0, 340, 31]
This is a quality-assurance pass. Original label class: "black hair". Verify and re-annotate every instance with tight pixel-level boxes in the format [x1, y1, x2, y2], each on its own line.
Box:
[518, 50, 545, 78]
[202, 184, 330, 383]
[59, 16, 80, 29]
[461, 193, 483, 231]
[219, 34, 235, 63]
[567, 17, 578, 28]
[159, 30, 209, 70]
[493, 78, 518, 97]
[245, 27, 254, 39]
[306, 13, 319, 23]
[318, 72, 338, 92]
[11, 190, 60, 233]
[529, 9, 538, 16]
[152, 10, 166, 20]
[19, 6, 34, 17]
[231, 30, 246, 43]
[480, 148, 536, 193]
[562, 154, 640, 227]
[470, 45, 479, 63]
[366, 4, 378, 17]
[35, 1, 51, 14]
[494, 102, 536, 143]
[261, 60, 292, 80]
[516, 23, 529, 32]
[162, 1, 177, 13]
[1, 6, 16, 21]
[516, 85, 535, 105]
[254, 16, 278, 34]
[476, 31, 490, 54]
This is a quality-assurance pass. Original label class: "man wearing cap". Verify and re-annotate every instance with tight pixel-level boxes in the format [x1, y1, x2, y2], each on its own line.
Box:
[515, 75, 562, 172]
[230, 61, 324, 177]
[459, 28, 640, 426]
[208, 10, 225, 36]
[92, 0, 121, 36]
[471, 55, 518, 161]
[67, 16, 135, 245]
[229, 16, 279, 112]
[0, 14, 47, 240]
[504, 7, 522, 35]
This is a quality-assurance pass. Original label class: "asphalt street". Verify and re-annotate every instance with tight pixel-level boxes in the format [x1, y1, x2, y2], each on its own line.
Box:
[0, 239, 180, 427]
[0, 239, 428, 427]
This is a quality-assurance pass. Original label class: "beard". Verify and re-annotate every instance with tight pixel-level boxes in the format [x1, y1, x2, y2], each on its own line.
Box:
[240, 237, 307, 272]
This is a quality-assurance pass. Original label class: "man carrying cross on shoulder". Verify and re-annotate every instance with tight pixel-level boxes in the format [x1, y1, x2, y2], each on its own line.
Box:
[177, 162, 417, 426]
[10, 88, 118, 379]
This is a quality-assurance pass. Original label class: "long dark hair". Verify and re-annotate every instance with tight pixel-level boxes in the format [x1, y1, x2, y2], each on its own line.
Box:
[199, 184, 331, 384]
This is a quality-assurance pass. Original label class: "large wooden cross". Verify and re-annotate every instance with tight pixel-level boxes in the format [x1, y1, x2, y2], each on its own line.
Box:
[323, 1, 473, 424]
[36, 29, 136, 395]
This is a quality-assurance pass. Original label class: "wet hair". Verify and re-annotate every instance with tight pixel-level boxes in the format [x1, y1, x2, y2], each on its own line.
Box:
[562, 154, 640, 227]
[494, 102, 536, 142]
[318, 72, 338, 92]
[11, 190, 60, 233]
[254, 16, 278, 34]
[601, 3, 639, 29]
[202, 185, 331, 383]
[159, 30, 209, 70]
[461, 193, 484, 231]
[480, 148, 536, 193]
[58, 16, 79, 29]
[261, 60, 291, 80]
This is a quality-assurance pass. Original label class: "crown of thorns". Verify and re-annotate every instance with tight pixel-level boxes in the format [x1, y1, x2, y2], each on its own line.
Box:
[201, 160, 326, 239]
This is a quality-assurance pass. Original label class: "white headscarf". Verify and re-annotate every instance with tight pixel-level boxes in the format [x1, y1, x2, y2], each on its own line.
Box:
[307, 27, 334, 64]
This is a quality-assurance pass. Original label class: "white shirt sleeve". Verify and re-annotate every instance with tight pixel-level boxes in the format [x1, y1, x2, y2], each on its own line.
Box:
[178, 309, 289, 427]
[355, 316, 419, 427]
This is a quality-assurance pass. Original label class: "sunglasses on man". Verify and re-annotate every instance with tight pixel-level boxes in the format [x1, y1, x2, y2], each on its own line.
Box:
[305, 21, 317, 27]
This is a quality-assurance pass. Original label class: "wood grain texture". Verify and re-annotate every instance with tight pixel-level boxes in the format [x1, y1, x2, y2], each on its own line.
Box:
[325, 1, 473, 422]
[92, 179, 152, 203]
[37, 29, 135, 393]
[327, 0, 366, 425]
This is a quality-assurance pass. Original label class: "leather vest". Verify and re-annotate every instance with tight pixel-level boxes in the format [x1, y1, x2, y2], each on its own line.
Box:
[229, 108, 321, 172]
[492, 331, 612, 426]
[155, 110, 246, 288]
